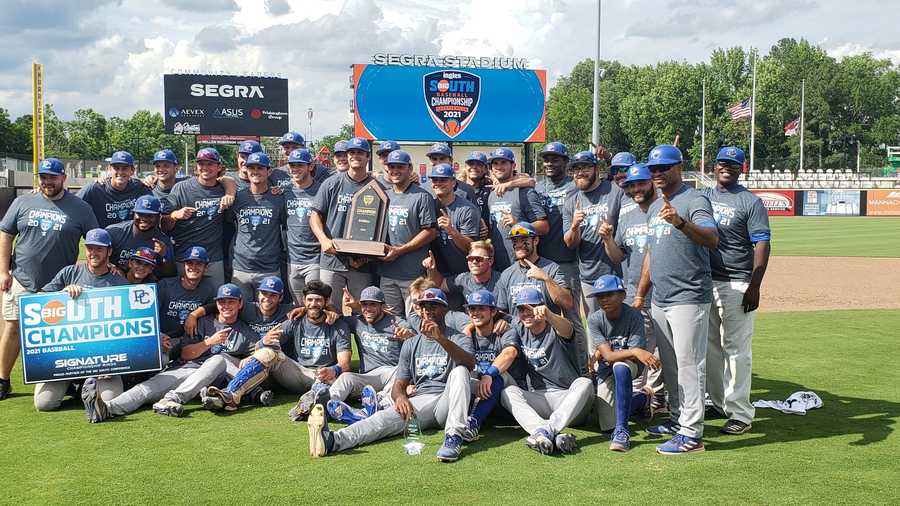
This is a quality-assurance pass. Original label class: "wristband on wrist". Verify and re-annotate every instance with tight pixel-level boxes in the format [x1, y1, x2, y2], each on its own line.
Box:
[675, 218, 687, 230]
[485, 365, 500, 378]
[332, 365, 343, 376]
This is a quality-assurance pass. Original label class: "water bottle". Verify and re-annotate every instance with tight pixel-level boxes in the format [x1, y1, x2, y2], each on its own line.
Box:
[403, 413, 424, 455]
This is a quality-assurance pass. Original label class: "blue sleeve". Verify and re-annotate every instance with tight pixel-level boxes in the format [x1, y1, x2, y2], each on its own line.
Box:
[747, 196, 771, 242]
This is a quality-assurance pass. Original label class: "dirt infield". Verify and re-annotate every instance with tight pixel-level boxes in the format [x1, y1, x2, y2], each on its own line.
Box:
[760, 256, 900, 312]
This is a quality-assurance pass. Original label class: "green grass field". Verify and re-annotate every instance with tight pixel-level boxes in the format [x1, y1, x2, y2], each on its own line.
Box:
[2, 309, 898, 505]
[769, 216, 900, 257]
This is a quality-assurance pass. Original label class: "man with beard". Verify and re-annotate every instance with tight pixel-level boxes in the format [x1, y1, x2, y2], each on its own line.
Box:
[307, 288, 475, 462]
[78, 150, 153, 228]
[0, 158, 98, 400]
[500, 288, 593, 455]
[106, 195, 175, 278]
[81, 246, 217, 422]
[563, 150, 625, 317]
[34, 228, 128, 411]
[487, 148, 548, 271]
[423, 163, 481, 280]
[635, 144, 718, 455]
[283, 148, 324, 303]
[379, 150, 438, 316]
[462, 151, 492, 223]
[701, 146, 771, 436]
[605, 164, 666, 412]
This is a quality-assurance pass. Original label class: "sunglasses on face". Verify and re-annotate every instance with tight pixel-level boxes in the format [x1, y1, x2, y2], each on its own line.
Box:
[716, 161, 742, 171]
[467, 255, 491, 263]
[649, 164, 677, 174]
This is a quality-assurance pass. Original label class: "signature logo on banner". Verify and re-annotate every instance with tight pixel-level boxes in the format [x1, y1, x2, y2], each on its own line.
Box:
[423, 70, 481, 138]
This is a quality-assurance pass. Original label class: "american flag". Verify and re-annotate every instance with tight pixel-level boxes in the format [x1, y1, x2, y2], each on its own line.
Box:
[728, 99, 752, 120]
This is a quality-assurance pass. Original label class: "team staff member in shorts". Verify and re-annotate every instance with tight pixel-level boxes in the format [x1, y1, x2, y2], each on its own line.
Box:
[283, 149, 324, 303]
[34, 228, 128, 411]
[77, 150, 152, 228]
[106, 195, 175, 278]
[636, 144, 719, 455]
[702, 146, 771, 435]
[0, 158, 98, 400]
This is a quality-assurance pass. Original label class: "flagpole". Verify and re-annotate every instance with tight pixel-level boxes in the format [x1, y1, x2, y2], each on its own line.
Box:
[749, 50, 757, 172]
[701, 78, 706, 176]
[799, 79, 805, 171]
[590, 0, 602, 148]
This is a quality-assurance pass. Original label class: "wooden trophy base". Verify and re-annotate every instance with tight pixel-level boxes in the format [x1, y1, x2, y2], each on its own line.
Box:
[333, 239, 388, 258]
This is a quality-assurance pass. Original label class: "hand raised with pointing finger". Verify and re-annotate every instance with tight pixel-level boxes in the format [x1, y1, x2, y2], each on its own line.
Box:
[658, 193, 681, 225]
[437, 208, 452, 231]
[598, 219, 613, 240]
[342, 287, 355, 308]
[421, 250, 436, 271]
[524, 258, 550, 282]
[571, 199, 586, 228]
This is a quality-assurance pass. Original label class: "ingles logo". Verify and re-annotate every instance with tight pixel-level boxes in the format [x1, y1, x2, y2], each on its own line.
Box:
[424, 70, 480, 138]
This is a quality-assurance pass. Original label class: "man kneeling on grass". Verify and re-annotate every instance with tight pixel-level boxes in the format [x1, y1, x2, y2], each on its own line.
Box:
[587, 274, 661, 452]
[308, 288, 476, 462]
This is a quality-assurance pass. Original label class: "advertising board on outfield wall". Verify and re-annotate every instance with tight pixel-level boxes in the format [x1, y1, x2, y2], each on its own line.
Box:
[802, 190, 861, 216]
[751, 190, 797, 216]
[352, 64, 546, 142]
[865, 190, 900, 216]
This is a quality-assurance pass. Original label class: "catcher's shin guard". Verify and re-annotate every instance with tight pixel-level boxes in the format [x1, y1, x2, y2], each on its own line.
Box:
[224, 348, 280, 406]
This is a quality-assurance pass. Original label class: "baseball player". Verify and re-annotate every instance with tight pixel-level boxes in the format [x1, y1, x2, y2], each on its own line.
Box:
[332, 140, 350, 174]
[499, 288, 593, 455]
[149, 149, 188, 200]
[702, 146, 771, 435]
[462, 151, 492, 223]
[156, 246, 217, 355]
[326, 286, 415, 424]
[421, 143, 477, 202]
[586, 275, 660, 452]
[375, 140, 402, 178]
[405, 277, 475, 335]
[307, 288, 475, 462]
[277, 131, 332, 185]
[106, 195, 175, 278]
[609, 152, 637, 189]
[423, 239, 499, 310]
[124, 247, 160, 284]
[77, 150, 153, 228]
[487, 148, 548, 271]
[424, 163, 482, 278]
[0, 158, 98, 400]
[227, 140, 262, 191]
[635, 144, 719, 455]
[283, 148, 324, 303]
[33, 228, 129, 411]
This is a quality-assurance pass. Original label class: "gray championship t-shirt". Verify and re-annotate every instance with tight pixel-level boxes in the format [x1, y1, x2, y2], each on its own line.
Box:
[41, 264, 128, 292]
[614, 205, 653, 306]
[283, 180, 323, 266]
[562, 180, 624, 283]
[432, 197, 481, 276]
[157, 277, 217, 339]
[396, 330, 474, 395]
[105, 220, 174, 273]
[514, 321, 581, 391]
[345, 314, 411, 373]
[187, 316, 259, 362]
[446, 271, 500, 300]
[471, 330, 520, 375]
[152, 177, 189, 204]
[279, 317, 352, 368]
[487, 188, 547, 271]
[587, 304, 646, 380]
[0, 192, 98, 291]
[406, 311, 471, 336]
[379, 185, 437, 280]
[241, 302, 294, 338]
[165, 178, 229, 262]
[76, 180, 153, 228]
[536, 176, 578, 264]
[647, 184, 717, 307]
[494, 257, 568, 315]
[231, 188, 285, 273]
[310, 172, 374, 272]
[702, 185, 771, 282]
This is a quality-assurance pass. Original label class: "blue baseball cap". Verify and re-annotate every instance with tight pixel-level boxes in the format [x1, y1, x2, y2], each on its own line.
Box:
[109, 151, 134, 166]
[180, 245, 209, 263]
[429, 163, 455, 178]
[540, 142, 569, 158]
[464, 289, 497, 308]
[610, 152, 637, 168]
[84, 228, 112, 247]
[514, 287, 545, 307]
[152, 149, 178, 164]
[238, 140, 263, 155]
[465, 151, 488, 165]
[417, 288, 449, 306]
[244, 152, 271, 168]
[215, 283, 242, 300]
[359, 286, 385, 303]
[133, 195, 162, 215]
[376, 140, 401, 155]
[426, 143, 452, 158]
[130, 247, 159, 266]
[346, 137, 371, 152]
[258, 276, 284, 294]
[570, 151, 597, 166]
[386, 150, 411, 165]
[488, 147, 515, 163]
[624, 163, 652, 184]
[196, 147, 221, 162]
[278, 131, 305, 146]
[333, 140, 349, 154]
[716, 146, 745, 166]
[507, 222, 537, 238]
[288, 148, 313, 164]
[37, 158, 65, 176]
[646, 144, 683, 166]
[589, 274, 626, 296]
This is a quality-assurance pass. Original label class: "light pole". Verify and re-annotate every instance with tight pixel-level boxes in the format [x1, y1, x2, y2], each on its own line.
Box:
[307, 108, 313, 146]
[591, 0, 602, 148]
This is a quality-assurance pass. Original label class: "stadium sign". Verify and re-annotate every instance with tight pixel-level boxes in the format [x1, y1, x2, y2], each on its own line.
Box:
[372, 53, 529, 70]
[18, 284, 162, 384]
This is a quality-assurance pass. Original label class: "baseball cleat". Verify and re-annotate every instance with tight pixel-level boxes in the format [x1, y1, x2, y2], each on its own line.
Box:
[525, 428, 555, 455]
[200, 387, 226, 411]
[720, 419, 752, 435]
[81, 377, 109, 423]
[307, 404, 333, 457]
[460, 416, 480, 443]
[258, 389, 275, 407]
[360, 385, 379, 417]
[152, 398, 184, 418]
[326, 399, 368, 425]
[290, 382, 329, 421]
[656, 434, 705, 455]
[554, 433, 578, 454]
[609, 426, 631, 452]
[647, 420, 681, 435]
[0, 379, 11, 400]
[436, 434, 463, 462]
